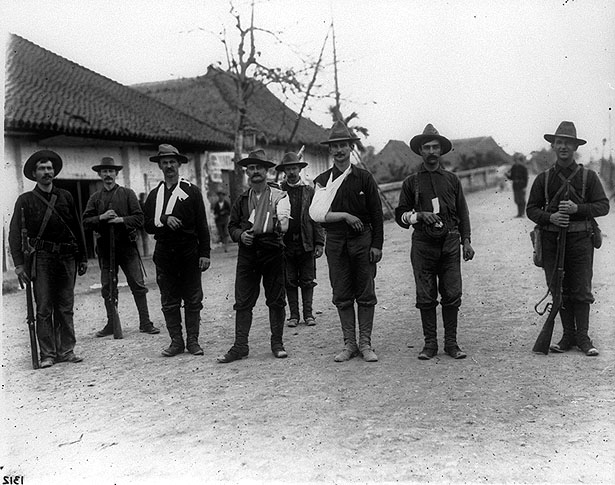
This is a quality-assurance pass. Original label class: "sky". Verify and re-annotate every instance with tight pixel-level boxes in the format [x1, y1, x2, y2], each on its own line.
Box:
[3, 0, 615, 161]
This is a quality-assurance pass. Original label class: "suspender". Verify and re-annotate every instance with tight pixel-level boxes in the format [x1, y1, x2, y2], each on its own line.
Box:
[544, 165, 583, 210]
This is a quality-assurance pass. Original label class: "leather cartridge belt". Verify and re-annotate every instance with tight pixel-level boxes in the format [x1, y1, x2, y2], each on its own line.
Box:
[29, 238, 78, 254]
[543, 220, 590, 233]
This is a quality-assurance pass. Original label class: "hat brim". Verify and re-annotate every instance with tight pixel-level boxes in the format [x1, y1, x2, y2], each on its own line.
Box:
[23, 150, 63, 181]
[92, 165, 123, 172]
[544, 134, 587, 146]
[149, 154, 188, 163]
[275, 162, 308, 171]
[237, 157, 276, 168]
[320, 136, 360, 146]
[409, 134, 452, 155]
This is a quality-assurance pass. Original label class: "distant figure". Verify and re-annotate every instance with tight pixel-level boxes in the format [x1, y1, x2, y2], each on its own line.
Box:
[506, 153, 529, 217]
[526, 121, 609, 356]
[276, 152, 325, 327]
[217, 149, 291, 363]
[395, 124, 475, 361]
[310, 121, 384, 363]
[83, 157, 159, 337]
[138, 192, 149, 257]
[212, 189, 231, 252]
[144, 144, 211, 357]
[9, 150, 88, 368]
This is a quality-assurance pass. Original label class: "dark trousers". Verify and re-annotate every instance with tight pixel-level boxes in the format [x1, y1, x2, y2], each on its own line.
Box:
[215, 217, 229, 244]
[410, 231, 462, 310]
[98, 242, 149, 324]
[231, 244, 286, 353]
[513, 188, 526, 216]
[325, 229, 377, 309]
[154, 241, 203, 320]
[32, 250, 77, 360]
[284, 243, 316, 289]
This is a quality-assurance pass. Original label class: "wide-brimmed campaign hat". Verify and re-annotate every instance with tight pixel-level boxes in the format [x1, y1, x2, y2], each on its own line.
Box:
[237, 149, 276, 168]
[23, 150, 63, 181]
[275, 152, 308, 172]
[544, 121, 586, 146]
[149, 144, 188, 163]
[320, 120, 361, 145]
[92, 156, 123, 172]
[410, 124, 452, 155]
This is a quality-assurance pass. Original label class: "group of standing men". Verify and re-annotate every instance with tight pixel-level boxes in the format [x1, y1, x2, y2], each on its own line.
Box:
[8, 119, 609, 369]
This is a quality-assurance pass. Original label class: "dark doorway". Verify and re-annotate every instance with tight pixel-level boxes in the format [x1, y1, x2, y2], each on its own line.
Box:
[54, 178, 102, 259]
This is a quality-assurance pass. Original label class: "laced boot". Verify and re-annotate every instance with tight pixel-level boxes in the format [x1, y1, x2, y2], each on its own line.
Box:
[334, 306, 359, 362]
[286, 286, 300, 327]
[550, 302, 576, 352]
[418, 308, 438, 360]
[574, 302, 599, 356]
[96, 300, 116, 337]
[302, 286, 316, 326]
[270, 306, 287, 358]
[358, 305, 378, 362]
[217, 309, 253, 363]
[134, 294, 160, 334]
[185, 310, 204, 355]
[443, 306, 466, 359]
[161, 308, 184, 357]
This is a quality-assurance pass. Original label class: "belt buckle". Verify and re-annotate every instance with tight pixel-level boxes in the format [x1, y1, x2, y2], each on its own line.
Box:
[52, 242, 61, 253]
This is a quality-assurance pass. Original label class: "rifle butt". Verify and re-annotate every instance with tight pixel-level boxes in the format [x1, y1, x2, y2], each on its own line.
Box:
[112, 307, 123, 339]
[25, 282, 39, 369]
[532, 311, 558, 355]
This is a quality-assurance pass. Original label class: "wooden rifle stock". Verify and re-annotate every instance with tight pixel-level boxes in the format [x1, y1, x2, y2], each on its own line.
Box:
[108, 211, 123, 339]
[532, 224, 567, 354]
[21, 208, 39, 369]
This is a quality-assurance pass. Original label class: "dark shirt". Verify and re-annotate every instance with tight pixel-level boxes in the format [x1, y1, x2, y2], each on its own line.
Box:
[143, 180, 211, 258]
[9, 185, 87, 266]
[508, 163, 529, 191]
[527, 162, 609, 226]
[313, 164, 384, 250]
[213, 199, 231, 222]
[285, 184, 303, 237]
[82, 184, 143, 246]
[395, 163, 472, 243]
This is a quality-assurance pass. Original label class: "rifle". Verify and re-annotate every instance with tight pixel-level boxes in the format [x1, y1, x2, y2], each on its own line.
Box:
[532, 217, 568, 355]
[21, 208, 39, 369]
[108, 208, 123, 339]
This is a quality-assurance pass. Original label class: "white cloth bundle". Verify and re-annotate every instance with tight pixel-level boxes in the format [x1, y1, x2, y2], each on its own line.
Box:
[309, 165, 352, 223]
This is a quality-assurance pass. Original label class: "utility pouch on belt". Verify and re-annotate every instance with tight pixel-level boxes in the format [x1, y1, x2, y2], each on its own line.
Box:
[530, 225, 543, 267]
[591, 219, 602, 249]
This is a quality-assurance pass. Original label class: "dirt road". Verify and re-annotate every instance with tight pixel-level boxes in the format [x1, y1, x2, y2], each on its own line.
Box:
[2, 184, 614, 484]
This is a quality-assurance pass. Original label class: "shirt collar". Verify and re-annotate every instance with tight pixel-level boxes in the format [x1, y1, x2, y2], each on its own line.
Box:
[418, 163, 445, 174]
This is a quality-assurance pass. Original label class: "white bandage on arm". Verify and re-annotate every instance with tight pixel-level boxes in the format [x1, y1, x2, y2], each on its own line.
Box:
[401, 210, 418, 225]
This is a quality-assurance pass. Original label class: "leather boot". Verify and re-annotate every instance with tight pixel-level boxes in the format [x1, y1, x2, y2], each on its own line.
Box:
[270, 306, 287, 357]
[550, 301, 576, 352]
[95, 300, 116, 337]
[419, 308, 438, 359]
[442, 306, 466, 358]
[185, 310, 203, 355]
[134, 293, 160, 334]
[301, 286, 315, 324]
[358, 305, 378, 362]
[161, 308, 184, 357]
[231, 309, 253, 356]
[334, 306, 359, 362]
[286, 286, 300, 326]
[573, 302, 599, 356]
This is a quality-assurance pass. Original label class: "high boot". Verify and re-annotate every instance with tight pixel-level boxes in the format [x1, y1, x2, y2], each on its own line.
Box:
[418, 308, 438, 359]
[334, 306, 359, 362]
[232, 309, 253, 356]
[161, 308, 184, 357]
[286, 286, 300, 326]
[185, 310, 203, 355]
[550, 301, 576, 352]
[442, 306, 466, 359]
[302, 286, 316, 325]
[573, 302, 598, 356]
[358, 305, 378, 362]
[270, 306, 287, 357]
[95, 300, 116, 337]
[134, 293, 160, 334]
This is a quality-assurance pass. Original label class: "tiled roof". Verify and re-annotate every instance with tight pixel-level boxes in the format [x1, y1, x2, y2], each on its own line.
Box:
[4, 34, 232, 148]
[133, 66, 329, 148]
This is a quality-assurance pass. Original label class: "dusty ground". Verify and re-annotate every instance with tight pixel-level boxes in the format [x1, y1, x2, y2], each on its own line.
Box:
[1, 184, 614, 484]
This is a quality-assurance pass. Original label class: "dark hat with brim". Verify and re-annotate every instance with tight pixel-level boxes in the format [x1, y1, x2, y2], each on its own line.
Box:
[544, 121, 586, 146]
[237, 149, 275, 168]
[410, 124, 452, 155]
[92, 156, 123, 172]
[149, 144, 188, 163]
[23, 150, 63, 181]
[275, 152, 308, 171]
[321, 120, 361, 145]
